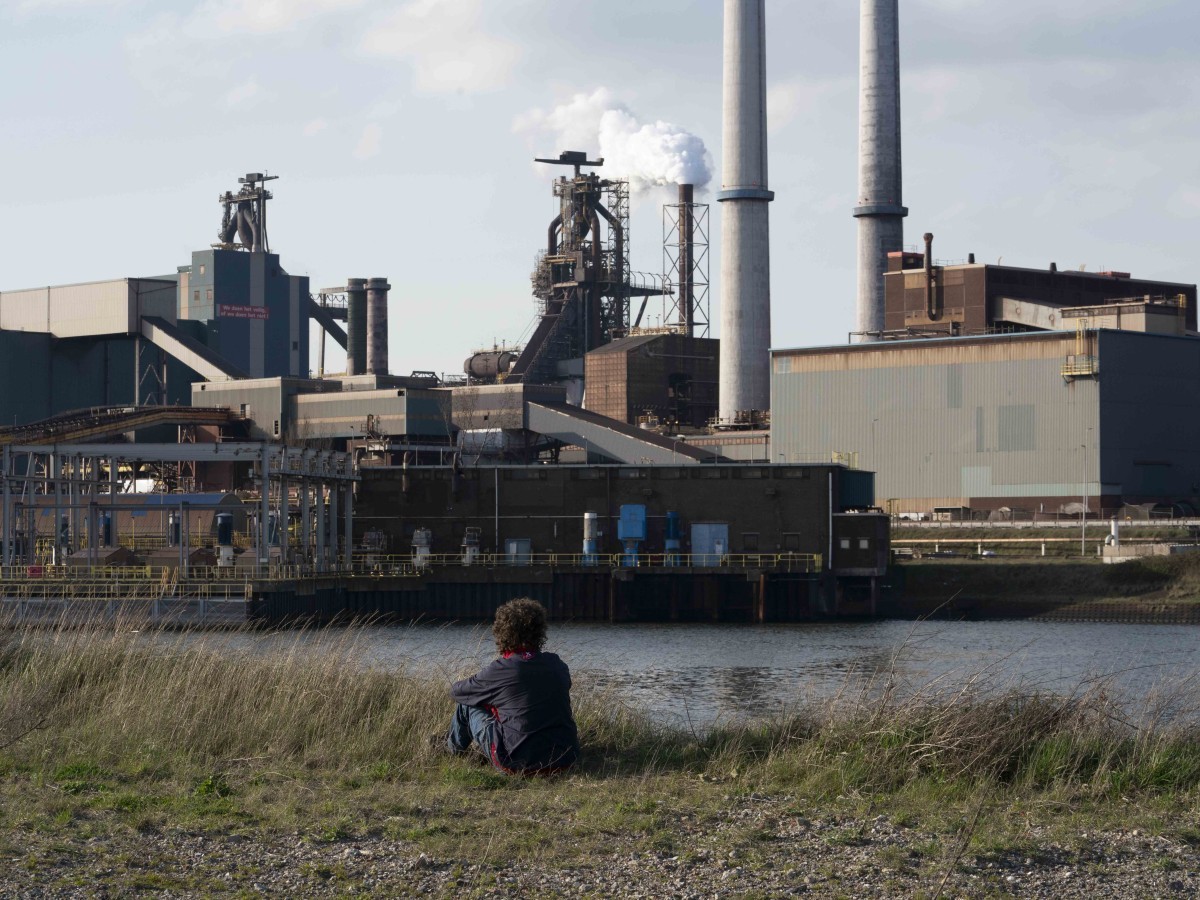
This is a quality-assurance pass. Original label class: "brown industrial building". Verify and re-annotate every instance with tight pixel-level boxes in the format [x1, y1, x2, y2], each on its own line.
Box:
[881, 242, 1196, 339]
[584, 333, 719, 428]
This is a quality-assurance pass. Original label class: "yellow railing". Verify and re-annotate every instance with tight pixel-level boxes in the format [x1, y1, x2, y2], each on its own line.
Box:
[351, 551, 823, 573]
[0, 552, 825, 589]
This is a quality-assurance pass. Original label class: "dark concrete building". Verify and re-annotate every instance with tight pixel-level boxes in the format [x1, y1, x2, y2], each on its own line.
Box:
[357, 462, 878, 561]
[352, 462, 887, 622]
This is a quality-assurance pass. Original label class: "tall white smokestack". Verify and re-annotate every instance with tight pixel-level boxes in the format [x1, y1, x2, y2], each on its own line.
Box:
[854, 0, 907, 341]
[718, 0, 773, 421]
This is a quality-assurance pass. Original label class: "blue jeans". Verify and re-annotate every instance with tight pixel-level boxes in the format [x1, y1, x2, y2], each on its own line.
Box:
[447, 703, 498, 760]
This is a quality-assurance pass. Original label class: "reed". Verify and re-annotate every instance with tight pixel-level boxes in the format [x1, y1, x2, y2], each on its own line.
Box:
[2, 620, 1198, 803]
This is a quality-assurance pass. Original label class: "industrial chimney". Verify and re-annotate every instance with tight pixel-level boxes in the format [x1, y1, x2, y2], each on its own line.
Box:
[718, 0, 773, 421]
[365, 277, 391, 376]
[853, 0, 907, 341]
[346, 278, 367, 376]
[678, 183, 695, 336]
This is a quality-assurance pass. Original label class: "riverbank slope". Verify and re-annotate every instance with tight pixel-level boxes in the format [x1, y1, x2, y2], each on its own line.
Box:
[1, 628, 1198, 896]
[890, 551, 1200, 622]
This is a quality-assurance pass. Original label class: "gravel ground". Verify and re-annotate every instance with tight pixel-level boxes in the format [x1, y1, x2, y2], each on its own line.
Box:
[3, 800, 1197, 898]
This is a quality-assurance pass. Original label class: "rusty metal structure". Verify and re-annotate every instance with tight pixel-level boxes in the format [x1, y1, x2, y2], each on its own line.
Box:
[662, 183, 711, 338]
[217, 173, 278, 253]
[507, 152, 647, 388]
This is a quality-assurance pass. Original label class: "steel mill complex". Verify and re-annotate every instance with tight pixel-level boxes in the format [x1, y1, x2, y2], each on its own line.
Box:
[0, 3, 1195, 623]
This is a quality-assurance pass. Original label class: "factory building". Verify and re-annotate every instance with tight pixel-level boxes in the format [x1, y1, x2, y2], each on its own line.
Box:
[0, 278, 198, 423]
[353, 462, 887, 622]
[773, 327, 1200, 518]
[0, 174, 319, 429]
[178, 247, 309, 379]
[880, 245, 1196, 339]
[584, 334, 719, 429]
[192, 374, 451, 460]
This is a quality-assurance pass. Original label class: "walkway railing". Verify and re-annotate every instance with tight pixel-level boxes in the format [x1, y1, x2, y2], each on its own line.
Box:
[0, 551, 824, 590]
[350, 551, 822, 574]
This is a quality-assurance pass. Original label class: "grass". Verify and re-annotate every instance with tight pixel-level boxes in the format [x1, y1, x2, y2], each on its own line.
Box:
[897, 552, 1200, 613]
[0, 620, 1198, 882]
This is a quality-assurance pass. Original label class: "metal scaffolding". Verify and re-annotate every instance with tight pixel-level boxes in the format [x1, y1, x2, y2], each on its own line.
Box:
[509, 152, 652, 386]
[0, 443, 357, 574]
[663, 185, 711, 338]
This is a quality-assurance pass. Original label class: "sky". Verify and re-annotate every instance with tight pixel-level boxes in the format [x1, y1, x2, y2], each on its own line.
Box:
[2, 0, 1197, 378]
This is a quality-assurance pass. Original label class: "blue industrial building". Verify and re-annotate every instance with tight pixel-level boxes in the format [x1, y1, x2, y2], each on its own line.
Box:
[0, 175, 313, 428]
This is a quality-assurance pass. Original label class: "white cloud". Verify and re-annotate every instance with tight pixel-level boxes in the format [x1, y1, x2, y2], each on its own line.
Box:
[767, 77, 854, 134]
[205, 0, 366, 34]
[361, 0, 520, 95]
[12, 0, 128, 12]
[1169, 189, 1200, 219]
[353, 122, 382, 159]
[303, 118, 329, 137]
[224, 78, 263, 109]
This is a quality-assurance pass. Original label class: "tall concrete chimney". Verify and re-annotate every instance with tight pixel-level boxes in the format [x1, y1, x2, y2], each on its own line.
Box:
[365, 277, 390, 376]
[346, 278, 367, 376]
[718, 0, 773, 421]
[853, 0, 907, 341]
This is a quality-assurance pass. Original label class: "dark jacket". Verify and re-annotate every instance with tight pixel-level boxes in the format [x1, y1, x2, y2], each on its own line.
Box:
[451, 651, 579, 773]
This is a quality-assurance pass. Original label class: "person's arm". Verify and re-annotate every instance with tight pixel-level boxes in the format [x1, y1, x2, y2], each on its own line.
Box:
[450, 660, 501, 708]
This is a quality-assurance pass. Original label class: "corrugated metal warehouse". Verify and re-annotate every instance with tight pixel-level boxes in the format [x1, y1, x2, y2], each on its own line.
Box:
[772, 329, 1200, 517]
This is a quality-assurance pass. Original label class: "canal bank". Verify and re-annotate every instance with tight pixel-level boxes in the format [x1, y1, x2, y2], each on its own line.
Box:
[889, 555, 1200, 623]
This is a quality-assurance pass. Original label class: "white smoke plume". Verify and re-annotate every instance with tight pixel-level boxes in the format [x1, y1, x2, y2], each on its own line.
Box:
[515, 88, 712, 194]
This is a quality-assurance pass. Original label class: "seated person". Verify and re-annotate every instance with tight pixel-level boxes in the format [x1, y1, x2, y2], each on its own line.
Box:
[446, 597, 579, 774]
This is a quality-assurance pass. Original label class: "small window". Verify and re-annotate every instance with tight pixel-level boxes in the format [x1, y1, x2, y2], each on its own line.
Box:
[782, 533, 801, 552]
[193, 290, 199, 303]
[859, 538, 870, 550]
[239, 404, 247, 417]
[742, 532, 759, 552]
[273, 420, 280, 436]
[199, 263, 206, 275]
[839, 538, 851, 550]
[206, 288, 213, 301]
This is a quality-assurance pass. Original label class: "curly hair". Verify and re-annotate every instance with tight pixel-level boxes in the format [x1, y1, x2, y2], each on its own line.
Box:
[492, 597, 548, 654]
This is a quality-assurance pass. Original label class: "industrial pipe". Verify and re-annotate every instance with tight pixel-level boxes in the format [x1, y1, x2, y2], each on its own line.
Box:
[678, 184, 695, 335]
[923, 232, 937, 320]
[587, 208, 604, 350]
[547, 213, 562, 255]
[346, 278, 367, 376]
[366, 277, 390, 376]
[590, 199, 625, 295]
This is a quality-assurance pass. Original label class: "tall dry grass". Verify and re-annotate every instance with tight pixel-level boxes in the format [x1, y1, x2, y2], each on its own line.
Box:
[1, 618, 1199, 800]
